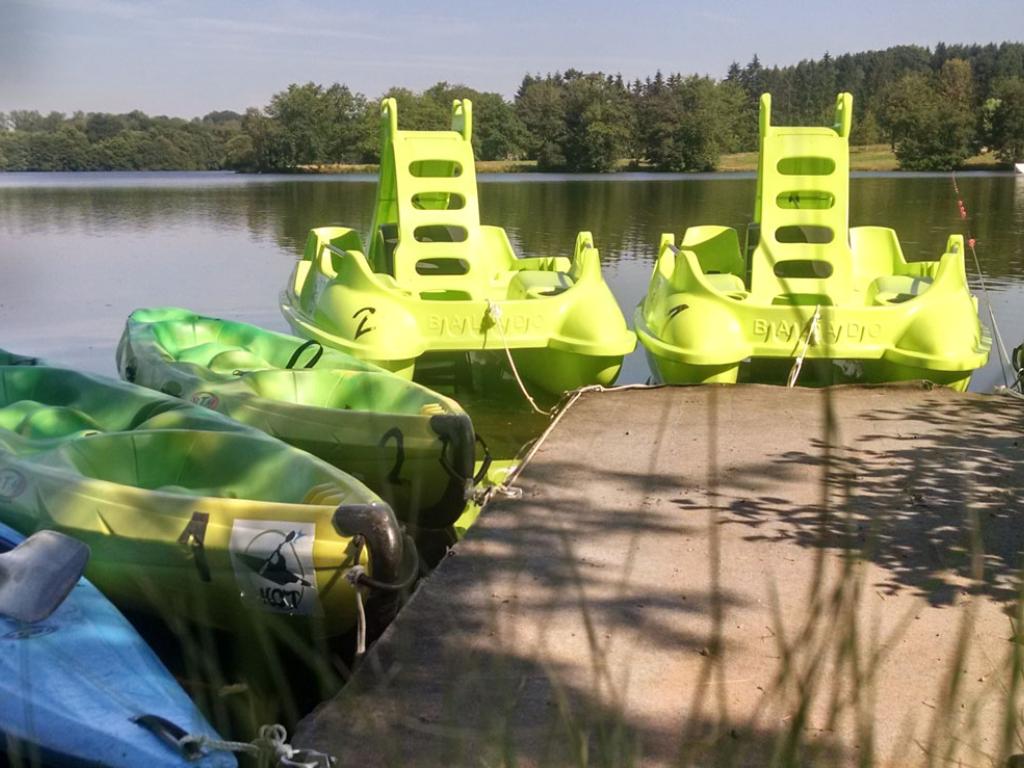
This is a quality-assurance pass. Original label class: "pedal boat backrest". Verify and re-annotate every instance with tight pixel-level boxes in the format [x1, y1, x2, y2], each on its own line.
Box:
[367, 98, 507, 298]
[750, 92, 854, 305]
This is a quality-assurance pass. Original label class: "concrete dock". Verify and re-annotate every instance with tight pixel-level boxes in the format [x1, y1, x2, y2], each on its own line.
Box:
[296, 384, 1024, 767]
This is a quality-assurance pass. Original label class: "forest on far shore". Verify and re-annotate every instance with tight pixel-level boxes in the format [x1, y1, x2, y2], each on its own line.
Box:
[2, 42, 1024, 174]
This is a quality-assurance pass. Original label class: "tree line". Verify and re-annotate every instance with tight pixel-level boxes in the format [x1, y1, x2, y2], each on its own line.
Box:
[2, 42, 1023, 174]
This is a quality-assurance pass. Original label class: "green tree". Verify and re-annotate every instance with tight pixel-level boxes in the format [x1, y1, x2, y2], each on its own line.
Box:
[515, 76, 568, 170]
[85, 112, 129, 143]
[714, 79, 750, 154]
[852, 108, 883, 145]
[222, 133, 256, 170]
[381, 86, 448, 131]
[472, 91, 527, 160]
[892, 59, 976, 170]
[9, 110, 65, 132]
[320, 84, 370, 163]
[89, 134, 135, 169]
[240, 107, 287, 171]
[877, 72, 933, 149]
[0, 132, 31, 169]
[417, 82, 526, 160]
[260, 82, 369, 166]
[24, 127, 90, 170]
[640, 76, 726, 171]
[201, 110, 243, 126]
[3, 41, 1023, 174]
[557, 72, 633, 172]
[265, 82, 330, 165]
[987, 77, 1024, 162]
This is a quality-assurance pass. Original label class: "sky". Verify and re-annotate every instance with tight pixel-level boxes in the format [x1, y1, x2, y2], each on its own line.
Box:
[1, 0, 1022, 117]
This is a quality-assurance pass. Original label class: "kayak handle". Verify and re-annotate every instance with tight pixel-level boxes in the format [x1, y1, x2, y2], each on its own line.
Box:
[331, 503, 403, 588]
[133, 715, 205, 761]
[347, 533, 419, 592]
[473, 433, 493, 486]
[285, 339, 324, 370]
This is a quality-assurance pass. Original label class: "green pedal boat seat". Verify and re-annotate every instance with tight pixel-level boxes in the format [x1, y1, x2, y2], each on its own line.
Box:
[118, 307, 475, 530]
[0, 354, 405, 637]
[634, 93, 990, 390]
[280, 98, 636, 395]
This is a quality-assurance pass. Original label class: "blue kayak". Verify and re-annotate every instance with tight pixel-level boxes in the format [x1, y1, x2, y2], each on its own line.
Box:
[0, 522, 237, 767]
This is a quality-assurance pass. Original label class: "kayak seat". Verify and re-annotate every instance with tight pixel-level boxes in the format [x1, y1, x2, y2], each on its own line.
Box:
[0, 402, 103, 440]
[508, 271, 574, 300]
[207, 349, 271, 373]
[176, 343, 272, 373]
[867, 275, 934, 305]
[124, 399, 205, 432]
[132, 410, 214, 431]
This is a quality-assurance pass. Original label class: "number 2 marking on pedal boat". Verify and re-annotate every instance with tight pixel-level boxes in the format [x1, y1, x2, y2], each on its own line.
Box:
[353, 307, 376, 340]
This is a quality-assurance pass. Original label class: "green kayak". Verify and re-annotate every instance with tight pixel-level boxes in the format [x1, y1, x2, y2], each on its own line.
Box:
[0, 353, 405, 637]
[116, 307, 476, 531]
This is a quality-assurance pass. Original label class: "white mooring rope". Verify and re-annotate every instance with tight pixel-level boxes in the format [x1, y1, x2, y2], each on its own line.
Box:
[485, 300, 554, 417]
[345, 565, 368, 658]
[179, 723, 335, 768]
[787, 304, 822, 388]
[474, 382, 661, 505]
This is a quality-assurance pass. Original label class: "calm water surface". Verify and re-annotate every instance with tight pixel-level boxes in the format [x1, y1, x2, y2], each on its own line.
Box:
[2, 171, 1023, 403]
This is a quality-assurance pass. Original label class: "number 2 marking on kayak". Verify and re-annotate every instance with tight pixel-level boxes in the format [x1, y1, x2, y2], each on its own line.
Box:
[379, 427, 405, 484]
[353, 307, 376, 340]
[177, 511, 211, 583]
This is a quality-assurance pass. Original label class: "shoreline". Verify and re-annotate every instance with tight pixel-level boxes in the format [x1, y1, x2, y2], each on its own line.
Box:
[283, 144, 1008, 175]
[0, 148, 1012, 178]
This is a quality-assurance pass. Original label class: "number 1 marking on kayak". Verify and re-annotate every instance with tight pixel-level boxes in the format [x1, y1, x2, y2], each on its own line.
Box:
[177, 512, 211, 582]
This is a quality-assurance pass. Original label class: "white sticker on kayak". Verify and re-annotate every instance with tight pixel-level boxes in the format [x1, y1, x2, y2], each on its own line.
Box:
[229, 520, 319, 616]
[191, 392, 220, 410]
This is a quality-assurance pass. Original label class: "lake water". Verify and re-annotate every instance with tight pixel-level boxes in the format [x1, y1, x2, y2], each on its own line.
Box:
[2, 170, 1023, 405]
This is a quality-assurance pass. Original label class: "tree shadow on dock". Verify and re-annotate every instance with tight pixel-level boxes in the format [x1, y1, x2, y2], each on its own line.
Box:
[296, 387, 862, 766]
[716, 389, 1024, 608]
[298, 509, 851, 767]
[297, 384, 1024, 766]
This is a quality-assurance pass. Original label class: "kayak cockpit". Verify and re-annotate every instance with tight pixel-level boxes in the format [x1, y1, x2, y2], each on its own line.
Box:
[118, 309, 476, 530]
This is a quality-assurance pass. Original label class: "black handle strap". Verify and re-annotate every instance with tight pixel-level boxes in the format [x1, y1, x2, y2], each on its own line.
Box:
[472, 433, 493, 485]
[285, 339, 324, 370]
